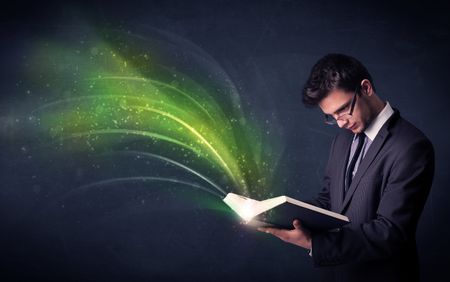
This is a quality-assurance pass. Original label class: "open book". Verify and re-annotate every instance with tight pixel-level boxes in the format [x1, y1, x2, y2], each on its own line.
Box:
[223, 193, 350, 231]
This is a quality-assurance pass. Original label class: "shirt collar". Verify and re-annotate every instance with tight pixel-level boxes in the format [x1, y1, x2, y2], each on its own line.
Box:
[363, 101, 394, 141]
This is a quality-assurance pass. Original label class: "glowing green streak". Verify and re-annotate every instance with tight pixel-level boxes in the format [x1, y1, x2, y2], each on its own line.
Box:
[89, 76, 216, 123]
[36, 94, 244, 189]
[66, 129, 202, 155]
[132, 105, 244, 190]
[31, 95, 193, 118]
[63, 176, 224, 199]
[120, 150, 227, 195]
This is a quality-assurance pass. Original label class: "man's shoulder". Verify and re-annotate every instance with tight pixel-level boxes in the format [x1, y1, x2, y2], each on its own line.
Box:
[383, 114, 434, 162]
[389, 114, 432, 145]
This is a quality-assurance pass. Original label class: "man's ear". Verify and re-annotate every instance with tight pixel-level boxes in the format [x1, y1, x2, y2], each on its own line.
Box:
[361, 79, 373, 96]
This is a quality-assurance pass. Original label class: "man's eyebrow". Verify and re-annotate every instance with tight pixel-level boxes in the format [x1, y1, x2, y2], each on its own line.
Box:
[329, 101, 350, 115]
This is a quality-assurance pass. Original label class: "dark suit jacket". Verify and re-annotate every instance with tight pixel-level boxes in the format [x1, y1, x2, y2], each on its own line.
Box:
[310, 111, 434, 282]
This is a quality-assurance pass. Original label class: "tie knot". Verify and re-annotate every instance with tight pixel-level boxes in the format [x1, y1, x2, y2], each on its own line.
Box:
[356, 133, 365, 143]
[353, 133, 366, 153]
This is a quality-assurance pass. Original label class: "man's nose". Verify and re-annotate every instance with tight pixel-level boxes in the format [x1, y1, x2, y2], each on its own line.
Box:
[337, 119, 347, 128]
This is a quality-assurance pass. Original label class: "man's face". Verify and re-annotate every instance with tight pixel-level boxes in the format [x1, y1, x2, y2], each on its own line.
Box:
[318, 88, 371, 134]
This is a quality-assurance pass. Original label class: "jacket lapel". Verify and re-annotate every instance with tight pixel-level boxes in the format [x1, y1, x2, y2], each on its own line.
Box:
[338, 111, 399, 213]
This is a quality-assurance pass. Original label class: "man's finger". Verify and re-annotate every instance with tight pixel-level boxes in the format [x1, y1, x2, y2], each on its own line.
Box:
[257, 227, 269, 233]
[258, 227, 287, 238]
[257, 227, 277, 234]
[293, 219, 301, 229]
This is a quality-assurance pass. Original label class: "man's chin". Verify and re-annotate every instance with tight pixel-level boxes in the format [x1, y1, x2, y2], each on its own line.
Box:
[349, 124, 363, 134]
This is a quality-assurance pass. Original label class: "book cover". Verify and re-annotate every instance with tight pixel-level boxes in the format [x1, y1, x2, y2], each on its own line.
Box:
[223, 193, 350, 231]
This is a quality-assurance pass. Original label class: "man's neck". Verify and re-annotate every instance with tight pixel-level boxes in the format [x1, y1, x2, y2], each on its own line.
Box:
[373, 99, 387, 119]
[364, 101, 394, 141]
[365, 97, 386, 129]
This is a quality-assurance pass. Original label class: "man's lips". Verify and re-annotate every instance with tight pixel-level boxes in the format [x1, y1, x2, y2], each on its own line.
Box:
[347, 124, 357, 130]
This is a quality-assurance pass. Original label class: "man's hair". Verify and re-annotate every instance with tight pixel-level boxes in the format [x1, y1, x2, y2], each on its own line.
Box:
[302, 54, 375, 107]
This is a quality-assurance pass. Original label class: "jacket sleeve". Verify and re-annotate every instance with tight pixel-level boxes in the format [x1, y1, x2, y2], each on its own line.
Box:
[311, 138, 434, 266]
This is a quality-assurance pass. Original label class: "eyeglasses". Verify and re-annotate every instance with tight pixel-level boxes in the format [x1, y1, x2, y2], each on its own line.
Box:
[324, 85, 360, 125]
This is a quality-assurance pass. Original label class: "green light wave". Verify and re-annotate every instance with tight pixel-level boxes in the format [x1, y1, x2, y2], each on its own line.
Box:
[27, 27, 282, 198]
[115, 150, 226, 195]
[89, 76, 217, 123]
[65, 129, 202, 155]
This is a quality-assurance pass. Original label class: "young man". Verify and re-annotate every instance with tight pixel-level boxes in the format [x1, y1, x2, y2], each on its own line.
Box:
[258, 54, 434, 282]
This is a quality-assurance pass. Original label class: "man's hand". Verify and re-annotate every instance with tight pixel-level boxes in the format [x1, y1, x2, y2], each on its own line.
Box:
[257, 219, 312, 250]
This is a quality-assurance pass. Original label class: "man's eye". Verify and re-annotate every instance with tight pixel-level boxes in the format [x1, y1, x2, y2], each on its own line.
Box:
[337, 105, 350, 115]
[336, 109, 345, 115]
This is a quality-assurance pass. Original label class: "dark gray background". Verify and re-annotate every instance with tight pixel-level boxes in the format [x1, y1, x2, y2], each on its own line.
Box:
[1, 0, 449, 281]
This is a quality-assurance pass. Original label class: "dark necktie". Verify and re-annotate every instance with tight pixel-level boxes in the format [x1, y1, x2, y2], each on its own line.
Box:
[345, 133, 365, 192]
